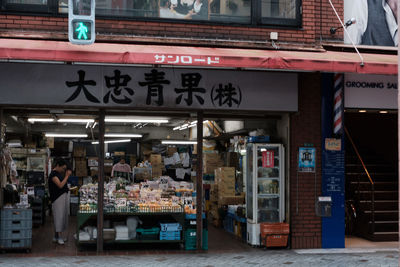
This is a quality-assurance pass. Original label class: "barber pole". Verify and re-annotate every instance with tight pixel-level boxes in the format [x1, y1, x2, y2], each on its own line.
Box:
[333, 73, 344, 135]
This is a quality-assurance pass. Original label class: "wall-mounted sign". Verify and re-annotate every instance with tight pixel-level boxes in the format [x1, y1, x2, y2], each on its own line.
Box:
[325, 138, 341, 151]
[298, 147, 316, 173]
[0, 63, 298, 112]
[344, 73, 397, 109]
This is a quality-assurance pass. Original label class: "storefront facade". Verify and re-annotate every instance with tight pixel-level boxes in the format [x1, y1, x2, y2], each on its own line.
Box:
[0, 0, 398, 251]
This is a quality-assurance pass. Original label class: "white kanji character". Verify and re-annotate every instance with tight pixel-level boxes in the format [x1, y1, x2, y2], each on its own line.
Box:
[167, 55, 180, 64]
[207, 57, 220, 65]
[154, 54, 166, 63]
[180, 56, 193, 64]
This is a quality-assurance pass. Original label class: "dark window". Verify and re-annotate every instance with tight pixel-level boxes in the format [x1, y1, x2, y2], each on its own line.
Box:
[2, 0, 301, 27]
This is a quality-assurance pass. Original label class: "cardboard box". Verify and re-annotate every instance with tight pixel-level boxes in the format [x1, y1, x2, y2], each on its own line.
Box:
[152, 166, 162, 178]
[104, 159, 113, 174]
[203, 153, 223, 174]
[129, 155, 137, 168]
[218, 195, 245, 206]
[75, 158, 87, 177]
[90, 167, 98, 177]
[73, 146, 86, 157]
[114, 151, 125, 156]
[150, 154, 162, 166]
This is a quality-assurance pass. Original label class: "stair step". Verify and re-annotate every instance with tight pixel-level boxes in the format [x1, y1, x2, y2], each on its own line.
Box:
[368, 221, 398, 232]
[359, 200, 398, 210]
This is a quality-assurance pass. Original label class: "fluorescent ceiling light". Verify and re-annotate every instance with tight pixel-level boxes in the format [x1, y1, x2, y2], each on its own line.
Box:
[28, 118, 55, 123]
[358, 110, 367, 113]
[379, 110, 388, 114]
[58, 118, 95, 123]
[105, 118, 169, 123]
[92, 139, 131, 144]
[161, 140, 197, 145]
[104, 134, 142, 138]
[45, 133, 88, 138]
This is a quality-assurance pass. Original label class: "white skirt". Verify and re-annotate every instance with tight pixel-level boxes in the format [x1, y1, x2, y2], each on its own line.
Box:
[52, 192, 69, 233]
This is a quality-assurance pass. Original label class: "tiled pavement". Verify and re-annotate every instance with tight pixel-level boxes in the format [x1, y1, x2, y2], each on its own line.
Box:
[0, 249, 398, 267]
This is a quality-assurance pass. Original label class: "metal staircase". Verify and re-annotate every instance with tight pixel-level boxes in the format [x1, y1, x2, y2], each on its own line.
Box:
[345, 128, 398, 242]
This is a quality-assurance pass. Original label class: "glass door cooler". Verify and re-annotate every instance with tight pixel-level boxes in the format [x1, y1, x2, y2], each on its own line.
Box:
[246, 143, 285, 246]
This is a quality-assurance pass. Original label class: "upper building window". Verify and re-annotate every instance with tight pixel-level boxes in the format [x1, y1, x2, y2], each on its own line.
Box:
[3, 0, 301, 27]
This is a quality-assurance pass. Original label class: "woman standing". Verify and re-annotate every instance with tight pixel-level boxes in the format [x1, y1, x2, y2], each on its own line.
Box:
[48, 158, 71, 245]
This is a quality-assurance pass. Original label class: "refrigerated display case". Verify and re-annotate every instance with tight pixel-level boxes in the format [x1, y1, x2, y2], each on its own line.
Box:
[246, 143, 285, 246]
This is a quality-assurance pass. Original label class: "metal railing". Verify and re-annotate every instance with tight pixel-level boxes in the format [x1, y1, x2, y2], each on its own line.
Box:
[344, 126, 375, 234]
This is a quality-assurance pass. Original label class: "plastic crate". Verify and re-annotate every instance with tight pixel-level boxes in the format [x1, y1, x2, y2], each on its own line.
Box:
[160, 223, 182, 232]
[160, 231, 181, 241]
[0, 220, 32, 230]
[1, 209, 32, 221]
[136, 227, 160, 240]
[0, 229, 32, 239]
[185, 213, 206, 220]
[0, 238, 32, 249]
[184, 229, 208, 250]
[223, 215, 234, 233]
[260, 223, 290, 235]
[261, 234, 289, 248]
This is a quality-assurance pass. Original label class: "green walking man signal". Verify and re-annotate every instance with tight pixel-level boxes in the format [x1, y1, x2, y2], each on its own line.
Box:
[68, 0, 95, 45]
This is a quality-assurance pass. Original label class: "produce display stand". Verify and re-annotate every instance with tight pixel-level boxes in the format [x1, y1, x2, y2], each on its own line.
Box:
[76, 209, 186, 249]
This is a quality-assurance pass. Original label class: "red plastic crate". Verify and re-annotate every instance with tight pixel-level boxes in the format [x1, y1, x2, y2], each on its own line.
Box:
[260, 223, 289, 235]
[261, 234, 289, 248]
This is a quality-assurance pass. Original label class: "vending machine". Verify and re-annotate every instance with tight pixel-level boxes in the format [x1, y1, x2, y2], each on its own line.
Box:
[246, 143, 285, 246]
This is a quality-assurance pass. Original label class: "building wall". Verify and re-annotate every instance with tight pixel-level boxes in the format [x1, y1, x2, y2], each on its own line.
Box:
[289, 72, 322, 249]
[0, 0, 344, 46]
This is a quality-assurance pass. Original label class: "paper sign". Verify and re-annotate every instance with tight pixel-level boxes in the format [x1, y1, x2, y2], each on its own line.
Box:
[325, 138, 341, 151]
[262, 150, 274, 168]
[298, 147, 316, 172]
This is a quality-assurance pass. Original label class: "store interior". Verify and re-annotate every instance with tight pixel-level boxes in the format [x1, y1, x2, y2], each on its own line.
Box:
[0, 107, 290, 255]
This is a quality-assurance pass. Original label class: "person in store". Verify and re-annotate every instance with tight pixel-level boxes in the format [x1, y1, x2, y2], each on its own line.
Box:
[111, 157, 132, 180]
[48, 158, 72, 245]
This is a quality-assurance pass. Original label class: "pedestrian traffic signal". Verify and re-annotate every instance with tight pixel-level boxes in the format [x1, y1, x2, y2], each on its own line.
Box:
[68, 0, 95, 45]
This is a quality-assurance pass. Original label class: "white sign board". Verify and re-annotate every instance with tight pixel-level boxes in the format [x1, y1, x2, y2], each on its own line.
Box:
[344, 73, 397, 109]
[0, 63, 298, 112]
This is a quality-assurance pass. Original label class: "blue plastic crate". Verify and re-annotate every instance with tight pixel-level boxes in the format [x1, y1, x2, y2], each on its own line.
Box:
[0, 229, 32, 239]
[184, 229, 208, 250]
[247, 136, 270, 143]
[0, 238, 31, 249]
[185, 213, 206, 220]
[159, 231, 181, 241]
[160, 223, 182, 232]
[0, 220, 32, 230]
[1, 209, 32, 221]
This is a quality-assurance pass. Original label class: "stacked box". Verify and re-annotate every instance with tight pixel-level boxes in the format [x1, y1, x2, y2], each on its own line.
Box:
[224, 152, 239, 169]
[215, 167, 235, 197]
[203, 153, 223, 174]
[150, 154, 163, 178]
[73, 146, 86, 157]
[75, 158, 87, 177]
[104, 159, 113, 174]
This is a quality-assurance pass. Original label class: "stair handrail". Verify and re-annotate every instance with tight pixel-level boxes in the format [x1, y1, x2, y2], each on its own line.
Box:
[344, 126, 375, 235]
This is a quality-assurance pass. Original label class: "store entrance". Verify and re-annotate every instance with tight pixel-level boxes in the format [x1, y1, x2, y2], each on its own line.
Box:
[1, 107, 289, 255]
[344, 111, 398, 248]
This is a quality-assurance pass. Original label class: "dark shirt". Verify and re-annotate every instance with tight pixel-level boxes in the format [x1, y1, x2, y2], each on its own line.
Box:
[48, 170, 69, 203]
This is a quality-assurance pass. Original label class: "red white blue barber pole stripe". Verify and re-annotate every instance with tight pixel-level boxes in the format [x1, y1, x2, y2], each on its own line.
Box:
[333, 73, 344, 135]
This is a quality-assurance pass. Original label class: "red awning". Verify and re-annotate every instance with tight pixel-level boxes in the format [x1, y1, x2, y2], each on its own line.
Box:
[0, 38, 396, 75]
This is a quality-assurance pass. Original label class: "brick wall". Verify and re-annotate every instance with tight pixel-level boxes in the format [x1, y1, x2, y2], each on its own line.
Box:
[289, 72, 322, 249]
[0, 0, 345, 46]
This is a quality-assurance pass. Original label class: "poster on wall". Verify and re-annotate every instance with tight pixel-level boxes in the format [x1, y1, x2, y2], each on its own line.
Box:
[344, 0, 397, 47]
[298, 147, 316, 172]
